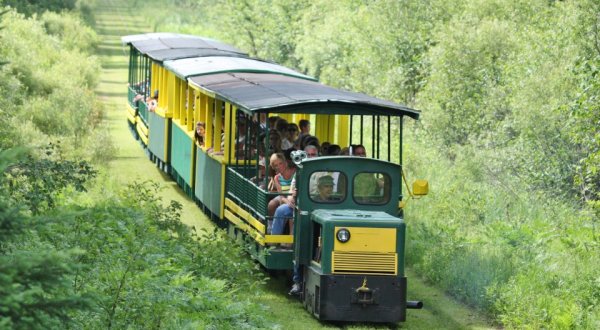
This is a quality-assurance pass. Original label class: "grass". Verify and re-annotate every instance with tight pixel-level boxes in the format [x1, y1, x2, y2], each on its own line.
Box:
[93, 2, 211, 232]
[92, 0, 495, 328]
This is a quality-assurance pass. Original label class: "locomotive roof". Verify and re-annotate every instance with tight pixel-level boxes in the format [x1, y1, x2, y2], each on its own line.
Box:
[188, 72, 420, 118]
[121, 33, 247, 57]
[311, 209, 401, 222]
[163, 56, 315, 81]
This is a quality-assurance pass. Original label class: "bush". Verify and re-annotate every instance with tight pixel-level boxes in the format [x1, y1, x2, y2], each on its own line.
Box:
[40, 182, 270, 328]
[405, 143, 600, 328]
[2, 144, 97, 215]
[0, 8, 106, 161]
[0, 0, 77, 17]
[0, 149, 91, 330]
[1, 146, 273, 328]
[41, 11, 99, 53]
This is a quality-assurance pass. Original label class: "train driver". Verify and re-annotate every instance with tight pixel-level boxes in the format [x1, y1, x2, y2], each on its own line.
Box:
[314, 175, 334, 201]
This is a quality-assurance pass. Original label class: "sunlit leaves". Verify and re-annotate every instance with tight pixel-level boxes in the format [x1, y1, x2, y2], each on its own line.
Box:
[0, 8, 104, 159]
[2, 144, 97, 215]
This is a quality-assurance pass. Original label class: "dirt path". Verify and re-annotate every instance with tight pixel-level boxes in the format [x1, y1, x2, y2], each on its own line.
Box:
[92, 0, 494, 328]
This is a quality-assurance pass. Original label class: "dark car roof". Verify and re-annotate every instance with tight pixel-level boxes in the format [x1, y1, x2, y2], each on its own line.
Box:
[121, 33, 247, 62]
[188, 72, 420, 118]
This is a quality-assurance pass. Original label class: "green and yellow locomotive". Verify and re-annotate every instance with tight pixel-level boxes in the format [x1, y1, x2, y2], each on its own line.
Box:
[294, 157, 423, 322]
[122, 32, 427, 323]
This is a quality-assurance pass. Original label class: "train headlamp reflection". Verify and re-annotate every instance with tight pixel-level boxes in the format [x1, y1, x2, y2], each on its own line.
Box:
[336, 228, 351, 243]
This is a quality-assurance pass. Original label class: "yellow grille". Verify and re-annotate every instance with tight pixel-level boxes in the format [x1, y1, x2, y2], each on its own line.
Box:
[332, 251, 397, 275]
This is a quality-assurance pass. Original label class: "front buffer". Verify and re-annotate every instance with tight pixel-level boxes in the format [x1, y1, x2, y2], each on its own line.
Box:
[297, 210, 422, 323]
[304, 269, 408, 323]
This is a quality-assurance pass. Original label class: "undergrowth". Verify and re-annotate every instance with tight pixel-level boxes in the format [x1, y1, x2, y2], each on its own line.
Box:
[405, 145, 600, 329]
[1, 148, 272, 328]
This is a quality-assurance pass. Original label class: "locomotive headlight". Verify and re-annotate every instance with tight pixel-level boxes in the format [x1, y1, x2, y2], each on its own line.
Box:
[336, 228, 351, 243]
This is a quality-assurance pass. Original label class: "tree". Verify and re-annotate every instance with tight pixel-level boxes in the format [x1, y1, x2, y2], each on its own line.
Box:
[0, 149, 91, 329]
[569, 0, 600, 213]
[0, 0, 77, 17]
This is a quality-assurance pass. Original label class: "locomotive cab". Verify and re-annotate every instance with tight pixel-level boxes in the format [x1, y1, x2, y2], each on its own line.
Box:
[294, 156, 420, 322]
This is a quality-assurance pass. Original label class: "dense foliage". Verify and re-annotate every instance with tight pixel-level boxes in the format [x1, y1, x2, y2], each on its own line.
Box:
[4, 144, 97, 215]
[0, 6, 107, 162]
[148, 0, 600, 328]
[0, 0, 77, 17]
[0, 149, 95, 329]
[0, 5, 273, 329]
[0, 150, 270, 328]
[2, 0, 598, 328]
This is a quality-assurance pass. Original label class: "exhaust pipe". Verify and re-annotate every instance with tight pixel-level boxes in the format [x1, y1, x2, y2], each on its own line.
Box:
[406, 301, 423, 309]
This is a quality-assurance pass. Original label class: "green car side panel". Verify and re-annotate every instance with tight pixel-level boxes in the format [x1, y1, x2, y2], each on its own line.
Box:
[195, 151, 222, 218]
[194, 150, 208, 205]
[148, 112, 168, 163]
[170, 123, 193, 186]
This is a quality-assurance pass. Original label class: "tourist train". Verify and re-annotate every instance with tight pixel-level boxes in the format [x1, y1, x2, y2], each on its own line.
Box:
[122, 32, 428, 323]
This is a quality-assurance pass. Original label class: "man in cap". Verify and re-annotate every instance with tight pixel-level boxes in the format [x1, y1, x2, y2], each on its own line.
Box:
[315, 175, 334, 201]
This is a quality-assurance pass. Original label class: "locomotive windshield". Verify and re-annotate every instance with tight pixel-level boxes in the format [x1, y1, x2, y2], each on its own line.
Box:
[353, 172, 391, 205]
[309, 171, 347, 203]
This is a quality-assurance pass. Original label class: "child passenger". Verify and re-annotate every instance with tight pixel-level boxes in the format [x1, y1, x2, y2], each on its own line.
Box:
[195, 122, 205, 146]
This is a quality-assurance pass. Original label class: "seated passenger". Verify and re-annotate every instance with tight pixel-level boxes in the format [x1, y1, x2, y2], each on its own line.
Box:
[275, 119, 294, 150]
[253, 113, 267, 132]
[300, 134, 320, 151]
[350, 144, 367, 157]
[146, 90, 159, 112]
[267, 153, 296, 231]
[271, 144, 319, 234]
[296, 119, 311, 145]
[286, 123, 299, 149]
[234, 117, 247, 159]
[268, 115, 280, 130]
[267, 129, 283, 154]
[304, 145, 319, 158]
[195, 122, 205, 146]
[326, 144, 341, 156]
[320, 142, 331, 156]
[274, 150, 296, 189]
